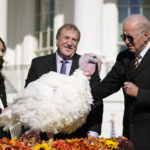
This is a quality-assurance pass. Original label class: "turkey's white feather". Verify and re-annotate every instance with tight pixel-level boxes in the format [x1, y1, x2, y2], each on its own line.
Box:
[0, 69, 93, 134]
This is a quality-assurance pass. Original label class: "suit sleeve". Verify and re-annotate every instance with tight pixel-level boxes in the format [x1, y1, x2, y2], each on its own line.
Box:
[90, 60, 123, 100]
[137, 88, 150, 106]
[86, 101, 103, 134]
[88, 58, 124, 135]
[0, 80, 8, 108]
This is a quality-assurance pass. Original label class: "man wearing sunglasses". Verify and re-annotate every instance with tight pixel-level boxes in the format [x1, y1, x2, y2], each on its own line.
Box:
[90, 14, 150, 150]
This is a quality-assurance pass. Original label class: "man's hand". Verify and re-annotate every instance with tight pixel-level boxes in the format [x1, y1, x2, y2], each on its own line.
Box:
[2, 105, 11, 113]
[87, 131, 99, 138]
[83, 71, 91, 80]
[123, 82, 138, 97]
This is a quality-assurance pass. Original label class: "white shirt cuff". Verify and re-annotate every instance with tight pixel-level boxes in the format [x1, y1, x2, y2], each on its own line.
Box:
[88, 131, 99, 138]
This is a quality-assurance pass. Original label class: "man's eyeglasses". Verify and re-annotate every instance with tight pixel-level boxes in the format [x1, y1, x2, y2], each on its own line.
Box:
[120, 30, 145, 43]
[120, 34, 134, 43]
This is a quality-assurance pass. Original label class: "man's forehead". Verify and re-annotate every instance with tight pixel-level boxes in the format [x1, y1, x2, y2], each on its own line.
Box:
[61, 28, 78, 34]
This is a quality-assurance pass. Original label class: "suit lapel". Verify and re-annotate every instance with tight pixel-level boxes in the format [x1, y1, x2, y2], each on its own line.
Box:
[134, 48, 150, 76]
[47, 53, 57, 72]
[69, 54, 80, 75]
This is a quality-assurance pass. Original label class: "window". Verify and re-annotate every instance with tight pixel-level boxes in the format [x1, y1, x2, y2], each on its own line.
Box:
[118, 0, 150, 52]
[35, 0, 55, 56]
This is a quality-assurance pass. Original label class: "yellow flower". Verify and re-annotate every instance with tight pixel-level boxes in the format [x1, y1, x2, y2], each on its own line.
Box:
[34, 142, 51, 150]
[9, 136, 18, 145]
[105, 139, 118, 149]
[12, 136, 17, 141]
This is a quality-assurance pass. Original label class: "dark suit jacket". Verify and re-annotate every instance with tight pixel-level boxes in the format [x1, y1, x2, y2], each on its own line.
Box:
[0, 79, 11, 139]
[90, 48, 150, 150]
[25, 52, 103, 140]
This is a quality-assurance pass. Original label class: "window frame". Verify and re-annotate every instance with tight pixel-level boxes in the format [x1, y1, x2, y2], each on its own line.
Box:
[34, 0, 55, 56]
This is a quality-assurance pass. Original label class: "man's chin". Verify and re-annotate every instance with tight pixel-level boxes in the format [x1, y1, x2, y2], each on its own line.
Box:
[65, 53, 74, 58]
[64, 51, 75, 58]
[128, 47, 136, 53]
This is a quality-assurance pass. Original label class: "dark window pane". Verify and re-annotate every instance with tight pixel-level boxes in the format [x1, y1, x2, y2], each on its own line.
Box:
[40, 14, 47, 30]
[50, 0, 55, 10]
[130, 0, 140, 5]
[143, 8, 150, 20]
[118, 0, 128, 5]
[35, 0, 40, 13]
[41, 0, 50, 12]
[35, 15, 40, 31]
[50, 13, 54, 28]
[118, 7, 127, 41]
[46, 14, 50, 27]
[142, 0, 150, 5]
[50, 30, 53, 46]
[42, 32, 47, 48]
[130, 7, 140, 14]
[119, 7, 128, 23]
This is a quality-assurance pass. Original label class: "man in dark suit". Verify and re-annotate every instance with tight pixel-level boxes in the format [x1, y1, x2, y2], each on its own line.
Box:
[90, 14, 150, 150]
[0, 37, 11, 139]
[25, 24, 103, 140]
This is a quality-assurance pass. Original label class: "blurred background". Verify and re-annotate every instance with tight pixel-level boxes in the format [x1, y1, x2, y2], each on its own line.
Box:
[0, 0, 150, 138]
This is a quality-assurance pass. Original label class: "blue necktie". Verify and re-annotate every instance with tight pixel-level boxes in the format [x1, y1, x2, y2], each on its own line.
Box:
[60, 60, 67, 74]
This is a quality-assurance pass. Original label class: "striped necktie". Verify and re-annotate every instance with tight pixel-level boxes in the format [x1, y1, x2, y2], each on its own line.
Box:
[60, 60, 68, 74]
[134, 54, 142, 69]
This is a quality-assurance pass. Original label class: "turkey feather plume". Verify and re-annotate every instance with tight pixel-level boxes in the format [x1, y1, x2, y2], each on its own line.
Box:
[0, 53, 102, 134]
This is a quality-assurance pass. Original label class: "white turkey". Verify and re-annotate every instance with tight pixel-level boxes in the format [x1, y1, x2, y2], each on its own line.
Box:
[0, 53, 102, 135]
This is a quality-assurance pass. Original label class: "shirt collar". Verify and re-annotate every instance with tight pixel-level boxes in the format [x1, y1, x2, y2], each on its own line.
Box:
[56, 51, 63, 63]
[140, 41, 150, 58]
[56, 51, 72, 64]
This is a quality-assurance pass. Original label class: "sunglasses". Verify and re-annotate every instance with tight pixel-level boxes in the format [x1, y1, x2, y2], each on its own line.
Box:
[120, 34, 134, 43]
[120, 30, 145, 43]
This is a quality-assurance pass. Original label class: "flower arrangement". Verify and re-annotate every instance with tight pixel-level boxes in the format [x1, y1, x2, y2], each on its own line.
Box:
[0, 131, 134, 150]
[0, 137, 31, 150]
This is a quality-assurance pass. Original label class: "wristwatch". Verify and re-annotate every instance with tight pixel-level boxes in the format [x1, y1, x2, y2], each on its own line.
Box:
[0, 108, 2, 114]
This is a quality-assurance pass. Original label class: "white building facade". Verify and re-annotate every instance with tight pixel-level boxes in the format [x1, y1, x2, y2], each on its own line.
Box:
[0, 0, 150, 138]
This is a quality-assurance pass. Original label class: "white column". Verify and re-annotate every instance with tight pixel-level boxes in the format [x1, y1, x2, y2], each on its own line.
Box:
[0, 0, 7, 42]
[74, 0, 103, 56]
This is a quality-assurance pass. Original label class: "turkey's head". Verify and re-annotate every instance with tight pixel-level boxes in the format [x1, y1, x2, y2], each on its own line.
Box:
[79, 53, 102, 75]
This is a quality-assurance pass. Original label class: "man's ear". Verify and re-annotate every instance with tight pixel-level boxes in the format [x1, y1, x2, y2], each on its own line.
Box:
[144, 31, 149, 43]
[56, 38, 59, 46]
